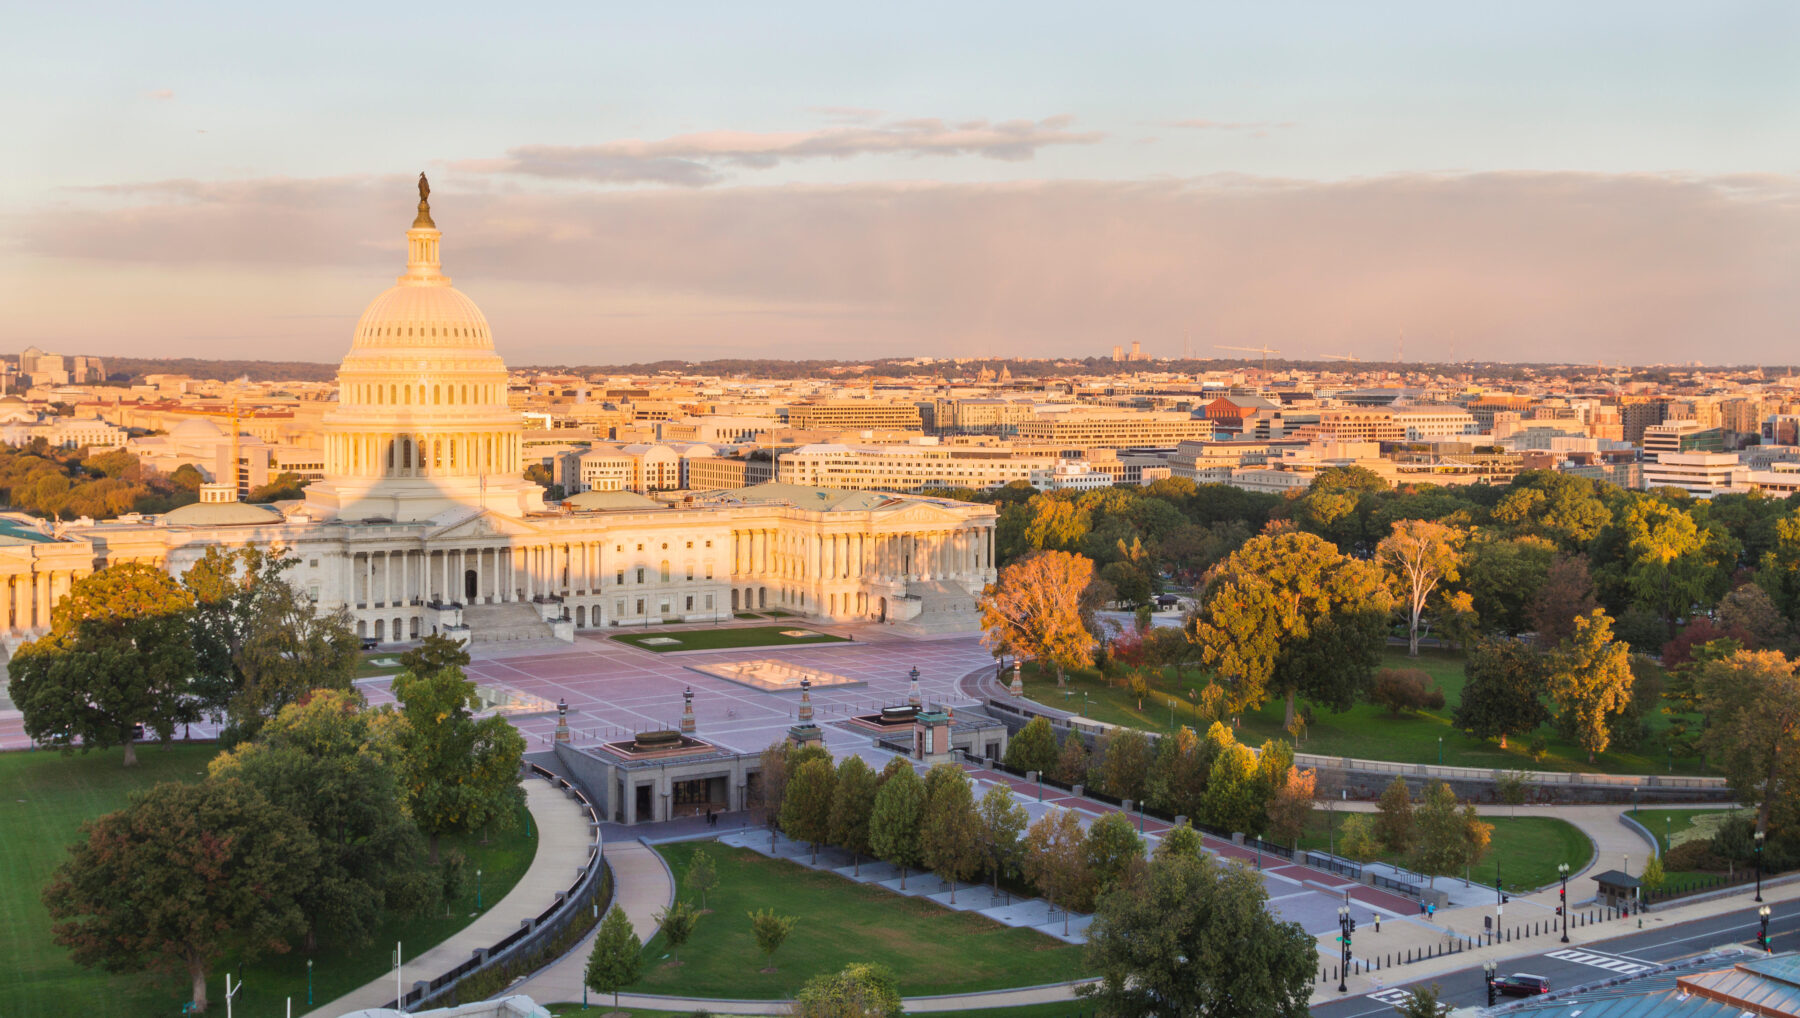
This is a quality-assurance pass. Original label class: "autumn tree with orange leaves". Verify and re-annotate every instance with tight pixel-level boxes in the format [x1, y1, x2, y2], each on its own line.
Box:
[979, 550, 1099, 686]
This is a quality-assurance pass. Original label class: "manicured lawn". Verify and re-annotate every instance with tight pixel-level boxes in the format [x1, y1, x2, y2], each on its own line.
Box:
[633, 842, 1086, 999]
[355, 650, 408, 677]
[1628, 806, 1740, 854]
[0, 743, 537, 1018]
[611, 625, 850, 653]
[1294, 809, 1592, 893]
[1016, 650, 1710, 777]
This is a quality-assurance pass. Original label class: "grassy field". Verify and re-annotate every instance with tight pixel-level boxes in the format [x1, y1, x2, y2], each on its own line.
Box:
[1627, 807, 1741, 854]
[1017, 649, 1708, 777]
[632, 842, 1086, 999]
[355, 650, 407, 677]
[611, 625, 850, 653]
[1294, 809, 1592, 893]
[0, 743, 537, 1018]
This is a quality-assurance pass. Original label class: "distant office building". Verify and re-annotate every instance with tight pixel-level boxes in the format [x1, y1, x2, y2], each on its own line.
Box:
[777, 441, 1061, 493]
[1642, 421, 1724, 463]
[785, 401, 924, 432]
[1014, 411, 1214, 446]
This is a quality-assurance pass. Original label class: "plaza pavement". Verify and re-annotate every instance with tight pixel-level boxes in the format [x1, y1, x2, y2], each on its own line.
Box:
[299, 776, 594, 1018]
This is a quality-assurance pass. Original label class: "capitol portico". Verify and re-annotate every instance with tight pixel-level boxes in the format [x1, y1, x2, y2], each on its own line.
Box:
[0, 182, 996, 647]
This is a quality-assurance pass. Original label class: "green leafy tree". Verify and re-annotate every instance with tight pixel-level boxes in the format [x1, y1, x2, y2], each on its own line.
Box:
[227, 558, 358, 743]
[654, 900, 700, 963]
[1620, 497, 1736, 640]
[1696, 650, 1800, 836]
[794, 962, 904, 1018]
[179, 545, 267, 726]
[686, 847, 720, 910]
[1097, 728, 1153, 802]
[1527, 554, 1600, 647]
[1155, 821, 1204, 861]
[390, 666, 527, 862]
[920, 763, 982, 902]
[208, 690, 435, 951]
[42, 777, 320, 1013]
[1146, 725, 1206, 822]
[1101, 560, 1153, 608]
[1053, 731, 1091, 786]
[1023, 807, 1093, 934]
[975, 785, 1030, 895]
[1085, 812, 1146, 895]
[585, 905, 644, 1010]
[1201, 734, 1263, 835]
[1453, 638, 1550, 749]
[1374, 776, 1414, 856]
[1461, 535, 1556, 636]
[1641, 853, 1666, 891]
[1190, 532, 1393, 730]
[979, 550, 1100, 685]
[1338, 812, 1380, 862]
[1004, 715, 1060, 774]
[399, 632, 472, 677]
[1079, 851, 1316, 1018]
[1409, 781, 1467, 889]
[828, 756, 880, 875]
[247, 471, 307, 503]
[868, 763, 925, 889]
[1376, 519, 1466, 657]
[1491, 471, 1611, 550]
[1546, 610, 1636, 762]
[1391, 985, 1446, 1018]
[781, 756, 838, 864]
[11, 562, 196, 767]
[749, 908, 798, 972]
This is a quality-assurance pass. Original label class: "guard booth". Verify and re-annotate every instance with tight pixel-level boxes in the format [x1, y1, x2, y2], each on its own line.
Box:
[1591, 869, 1644, 912]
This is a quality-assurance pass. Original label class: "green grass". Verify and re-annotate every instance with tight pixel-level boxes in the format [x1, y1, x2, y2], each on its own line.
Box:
[632, 842, 1086, 1000]
[611, 625, 850, 653]
[1295, 809, 1592, 893]
[1627, 807, 1740, 854]
[733, 611, 762, 620]
[1019, 650, 1711, 776]
[355, 651, 407, 677]
[551, 1005, 1091, 1018]
[0, 744, 538, 1018]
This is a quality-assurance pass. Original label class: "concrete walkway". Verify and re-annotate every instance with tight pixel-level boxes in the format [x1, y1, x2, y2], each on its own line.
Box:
[301, 777, 596, 1018]
[511, 838, 676, 1005]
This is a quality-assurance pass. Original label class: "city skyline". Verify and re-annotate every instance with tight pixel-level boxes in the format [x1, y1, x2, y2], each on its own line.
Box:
[6, 2, 1797, 365]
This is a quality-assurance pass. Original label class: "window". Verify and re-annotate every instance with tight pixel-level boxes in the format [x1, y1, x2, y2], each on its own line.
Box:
[616, 545, 623, 552]
[636, 568, 645, 584]
[615, 599, 625, 617]
[659, 600, 670, 615]
[686, 568, 694, 581]
[660, 560, 672, 583]
[616, 570, 625, 585]
[308, 559, 319, 568]
[704, 565, 713, 579]
[705, 540, 712, 548]
[704, 594, 714, 610]
[636, 543, 643, 551]
[685, 595, 694, 611]
[661, 542, 669, 550]
[685, 541, 693, 549]
[635, 598, 644, 615]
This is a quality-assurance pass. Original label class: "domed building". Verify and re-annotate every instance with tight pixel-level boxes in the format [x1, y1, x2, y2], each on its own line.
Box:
[0, 183, 998, 647]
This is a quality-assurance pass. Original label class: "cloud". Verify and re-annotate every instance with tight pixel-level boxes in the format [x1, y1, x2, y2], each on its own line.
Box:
[10, 171, 1800, 364]
[457, 115, 1104, 185]
[146, 88, 175, 101]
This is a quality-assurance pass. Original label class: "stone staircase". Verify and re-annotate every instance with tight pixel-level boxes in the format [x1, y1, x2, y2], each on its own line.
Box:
[892, 579, 981, 635]
[462, 602, 556, 644]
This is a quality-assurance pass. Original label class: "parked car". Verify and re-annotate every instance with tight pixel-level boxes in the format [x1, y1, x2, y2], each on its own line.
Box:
[1494, 973, 1551, 997]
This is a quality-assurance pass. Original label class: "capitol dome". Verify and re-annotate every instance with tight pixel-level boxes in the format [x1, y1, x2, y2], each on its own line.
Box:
[303, 178, 545, 522]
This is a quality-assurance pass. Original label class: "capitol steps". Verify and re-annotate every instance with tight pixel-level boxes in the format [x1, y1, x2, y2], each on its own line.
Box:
[462, 602, 556, 643]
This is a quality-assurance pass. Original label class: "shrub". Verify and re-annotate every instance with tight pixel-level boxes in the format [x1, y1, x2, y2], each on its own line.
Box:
[440, 847, 469, 900]
[1369, 669, 1446, 717]
[1663, 839, 1723, 872]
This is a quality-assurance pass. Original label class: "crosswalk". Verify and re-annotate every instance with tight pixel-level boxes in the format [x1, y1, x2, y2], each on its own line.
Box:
[1366, 988, 1415, 1006]
[1545, 948, 1653, 975]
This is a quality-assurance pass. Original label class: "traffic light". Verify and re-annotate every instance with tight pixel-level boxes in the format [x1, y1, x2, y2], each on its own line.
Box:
[1555, 905, 1564, 917]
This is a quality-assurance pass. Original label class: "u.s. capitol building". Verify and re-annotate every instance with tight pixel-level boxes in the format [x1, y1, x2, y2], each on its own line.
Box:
[0, 186, 995, 646]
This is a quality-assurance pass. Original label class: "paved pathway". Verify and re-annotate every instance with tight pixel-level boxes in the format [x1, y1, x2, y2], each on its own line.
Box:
[300, 776, 595, 1018]
[511, 838, 676, 1006]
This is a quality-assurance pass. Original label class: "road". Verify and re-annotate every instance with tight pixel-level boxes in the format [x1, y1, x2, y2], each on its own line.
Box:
[1310, 900, 1795, 1017]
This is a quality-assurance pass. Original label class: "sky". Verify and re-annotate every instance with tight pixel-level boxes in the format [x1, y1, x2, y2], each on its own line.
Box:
[3, 2, 1798, 366]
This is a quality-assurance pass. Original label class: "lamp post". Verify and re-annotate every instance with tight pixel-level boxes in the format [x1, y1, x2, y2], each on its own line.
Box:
[307, 959, 313, 1007]
[476, 868, 483, 910]
[1760, 904, 1773, 952]
[1437, 736, 1443, 766]
[1484, 961, 1498, 1008]
[1755, 829, 1766, 903]
[1336, 906, 1354, 993]
[1558, 862, 1571, 943]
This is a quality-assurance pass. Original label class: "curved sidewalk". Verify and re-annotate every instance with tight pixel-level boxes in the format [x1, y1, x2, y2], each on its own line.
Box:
[301, 777, 595, 1018]
[511, 838, 675, 1004]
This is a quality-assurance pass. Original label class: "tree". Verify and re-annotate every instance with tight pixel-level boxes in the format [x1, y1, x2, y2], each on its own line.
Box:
[1190, 532, 1393, 730]
[749, 909, 797, 972]
[979, 550, 1099, 685]
[975, 785, 1030, 895]
[399, 632, 472, 677]
[1377, 519, 1465, 656]
[1462, 802, 1494, 878]
[757, 742, 791, 842]
[1462, 535, 1555, 635]
[227, 557, 358, 743]
[781, 757, 838, 864]
[1097, 728, 1152, 802]
[390, 666, 527, 862]
[794, 962, 904, 1018]
[1374, 776, 1414, 856]
[1527, 554, 1599, 647]
[1453, 638, 1549, 749]
[1266, 766, 1315, 849]
[1155, 821, 1204, 861]
[1079, 852, 1316, 1018]
[920, 763, 982, 902]
[247, 471, 307, 503]
[686, 847, 720, 910]
[1127, 669, 1150, 711]
[1716, 584, 1793, 652]
[1369, 668, 1445, 717]
[1641, 853, 1666, 891]
[1023, 808, 1093, 934]
[829, 756, 879, 875]
[1546, 610, 1635, 762]
[42, 777, 320, 1013]
[180, 545, 266, 727]
[1053, 731, 1091, 786]
[1391, 985, 1445, 1018]
[1084, 812, 1146, 895]
[1338, 813, 1379, 862]
[1201, 735, 1262, 835]
[654, 900, 699, 963]
[1409, 781, 1466, 889]
[1146, 725, 1206, 822]
[868, 763, 925, 889]
[1004, 715, 1060, 774]
[1696, 650, 1800, 836]
[208, 690, 435, 951]
[585, 905, 644, 1010]
[10, 562, 196, 767]
[1621, 498, 1736, 640]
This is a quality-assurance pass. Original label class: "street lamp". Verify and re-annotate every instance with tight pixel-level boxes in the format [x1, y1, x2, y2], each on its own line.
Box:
[1336, 906, 1354, 993]
[1760, 905, 1773, 952]
[1484, 961, 1498, 1008]
[1756, 830, 1766, 903]
[476, 867, 483, 910]
[307, 959, 313, 1007]
[1558, 862, 1571, 943]
[1437, 736, 1443, 766]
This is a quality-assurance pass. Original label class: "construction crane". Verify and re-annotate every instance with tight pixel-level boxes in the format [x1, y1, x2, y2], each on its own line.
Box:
[1320, 353, 1361, 363]
[1214, 344, 1283, 371]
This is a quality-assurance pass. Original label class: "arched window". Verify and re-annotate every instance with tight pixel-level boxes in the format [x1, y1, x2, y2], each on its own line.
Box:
[402, 438, 411, 469]
[433, 385, 440, 405]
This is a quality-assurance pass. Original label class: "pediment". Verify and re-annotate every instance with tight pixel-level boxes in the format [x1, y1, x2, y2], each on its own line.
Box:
[425, 509, 543, 540]
[877, 502, 968, 526]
